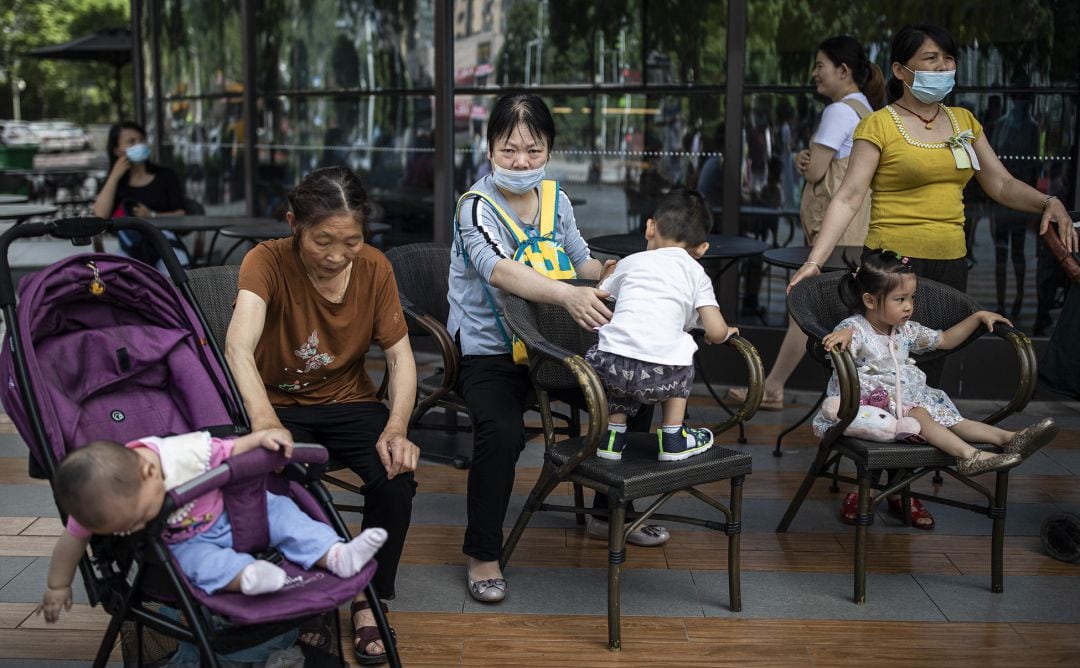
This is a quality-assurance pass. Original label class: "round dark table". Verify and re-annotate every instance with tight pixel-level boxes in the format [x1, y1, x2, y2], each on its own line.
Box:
[0, 203, 58, 223]
[589, 233, 768, 276]
[762, 245, 862, 272]
[0, 194, 29, 204]
[151, 215, 280, 267]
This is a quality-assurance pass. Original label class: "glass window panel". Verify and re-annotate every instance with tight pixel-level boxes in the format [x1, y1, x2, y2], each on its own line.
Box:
[247, 94, 437, 244]
[159, 0, 244, 99]
[455, 92, 725, 242]
[746, 0, 1080, 87]
[645, 0, 727, 85]
[490, 0, 643, 87]
[259, 0, 435, 94]
[158, 96, 248, 213]
[954, 92, 1077, 336]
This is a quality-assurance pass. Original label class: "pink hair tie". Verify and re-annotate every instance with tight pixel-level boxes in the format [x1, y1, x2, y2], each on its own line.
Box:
[901, 256, 910, 265]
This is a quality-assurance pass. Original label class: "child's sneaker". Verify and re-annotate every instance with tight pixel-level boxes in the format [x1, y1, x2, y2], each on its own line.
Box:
[596, 429, 629, 460]
[658, 426, 714, 461]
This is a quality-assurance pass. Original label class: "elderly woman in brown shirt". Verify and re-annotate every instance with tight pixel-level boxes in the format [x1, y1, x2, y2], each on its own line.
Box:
[226, 166, 419, 665]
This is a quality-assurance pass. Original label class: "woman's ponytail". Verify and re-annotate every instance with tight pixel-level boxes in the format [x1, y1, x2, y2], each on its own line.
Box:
[861, 63, 886, 109]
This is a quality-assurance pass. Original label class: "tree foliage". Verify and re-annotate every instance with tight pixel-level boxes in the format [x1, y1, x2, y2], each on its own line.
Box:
[0, 0, 130, 122]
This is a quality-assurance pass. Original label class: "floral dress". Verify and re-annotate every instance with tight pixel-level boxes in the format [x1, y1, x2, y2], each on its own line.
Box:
[812, 315, 964, 437]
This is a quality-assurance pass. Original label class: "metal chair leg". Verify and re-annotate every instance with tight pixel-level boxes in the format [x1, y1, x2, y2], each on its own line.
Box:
[854, 470, 873, 604]
[573, 483, 586, 526]
[501, 465, 559, 569]
[991, 470, 1009, 593]
[727, 475, 744, 612]
[776, 447, 832, 532]
[607, 502, 627, 651]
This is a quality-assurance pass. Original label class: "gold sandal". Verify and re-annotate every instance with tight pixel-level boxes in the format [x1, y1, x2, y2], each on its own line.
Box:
[956, 452, 1021, 476]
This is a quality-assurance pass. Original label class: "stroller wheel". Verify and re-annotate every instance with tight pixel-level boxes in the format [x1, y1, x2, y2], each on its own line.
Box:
[1041, 512, 1080, 563]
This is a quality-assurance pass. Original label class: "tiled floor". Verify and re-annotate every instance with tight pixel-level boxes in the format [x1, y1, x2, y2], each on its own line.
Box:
[1, 387, 1079, 665]
[0, 222, 1077, 663]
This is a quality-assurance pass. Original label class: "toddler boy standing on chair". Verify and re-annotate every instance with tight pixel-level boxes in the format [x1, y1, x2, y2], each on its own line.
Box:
[586, 188, 738, 462]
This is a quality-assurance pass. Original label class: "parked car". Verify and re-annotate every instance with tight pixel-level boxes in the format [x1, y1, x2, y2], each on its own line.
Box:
[28, 121, 91, 152]
[0, 120, 40, 147]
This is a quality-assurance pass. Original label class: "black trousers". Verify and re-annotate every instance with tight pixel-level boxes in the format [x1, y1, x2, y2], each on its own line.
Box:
[457, 354, 658, 560]
[457, 354, 533, 561]
[275, 402, 416, 600]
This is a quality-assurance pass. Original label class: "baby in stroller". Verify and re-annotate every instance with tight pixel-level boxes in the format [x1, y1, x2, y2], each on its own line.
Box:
[41, 429, 388, 622]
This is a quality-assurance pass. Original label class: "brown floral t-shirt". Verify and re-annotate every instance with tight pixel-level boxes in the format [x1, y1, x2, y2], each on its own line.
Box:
[237, 238, 407, 407]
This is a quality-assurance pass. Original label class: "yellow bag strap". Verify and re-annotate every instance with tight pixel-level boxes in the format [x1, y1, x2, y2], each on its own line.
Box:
[455, 180, 561, 243]
[538, 179, 558, 237]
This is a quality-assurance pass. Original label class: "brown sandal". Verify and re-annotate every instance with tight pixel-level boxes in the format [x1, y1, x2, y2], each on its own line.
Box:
[351, 598, 395, 665]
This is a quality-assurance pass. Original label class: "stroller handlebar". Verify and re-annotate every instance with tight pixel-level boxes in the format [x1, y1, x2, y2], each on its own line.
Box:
[166, 443, 329, 509]
[0, 217, 189, 307]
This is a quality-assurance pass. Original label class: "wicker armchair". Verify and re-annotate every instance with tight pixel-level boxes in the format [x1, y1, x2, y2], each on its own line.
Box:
[382, 243, 473, 468]
[777, 271, 1037, 603]
[499, 284, 763, 650]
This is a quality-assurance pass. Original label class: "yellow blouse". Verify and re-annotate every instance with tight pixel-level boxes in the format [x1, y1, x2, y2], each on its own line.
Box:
[852, 105, 983, 260]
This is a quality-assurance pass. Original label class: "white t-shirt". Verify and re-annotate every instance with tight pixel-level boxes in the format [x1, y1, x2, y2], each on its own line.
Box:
[597, 247, 719, 366]
[811, 91, 871, 159]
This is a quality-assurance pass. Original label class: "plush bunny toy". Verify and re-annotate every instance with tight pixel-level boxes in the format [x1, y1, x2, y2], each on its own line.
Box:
[820, 395, 924, 443]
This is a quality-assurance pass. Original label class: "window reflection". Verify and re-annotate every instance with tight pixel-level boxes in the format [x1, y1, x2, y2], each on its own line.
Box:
[149, 0, 1079, 338]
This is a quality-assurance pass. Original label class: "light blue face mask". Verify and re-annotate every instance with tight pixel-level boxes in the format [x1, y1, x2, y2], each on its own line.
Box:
[125, 143, 151, 163]
[903, 66, 955, 104]
[491, 163, 545, 195]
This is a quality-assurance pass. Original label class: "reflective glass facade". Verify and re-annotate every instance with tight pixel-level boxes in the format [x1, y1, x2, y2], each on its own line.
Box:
[141, 0, 1079, 336]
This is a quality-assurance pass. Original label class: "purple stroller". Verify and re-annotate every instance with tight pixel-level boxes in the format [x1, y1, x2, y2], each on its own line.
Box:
[0, 217, 399, 667]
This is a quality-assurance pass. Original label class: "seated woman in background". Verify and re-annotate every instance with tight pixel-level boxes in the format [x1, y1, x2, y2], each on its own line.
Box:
[93, 121, 190, 268]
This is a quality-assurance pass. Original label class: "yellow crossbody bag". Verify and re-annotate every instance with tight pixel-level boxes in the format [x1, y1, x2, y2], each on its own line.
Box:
[454, 180, 577, 364]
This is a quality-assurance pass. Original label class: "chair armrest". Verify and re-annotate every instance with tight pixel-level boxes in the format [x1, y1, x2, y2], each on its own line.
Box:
[710, 334, 765, 435]
[515, 333, 609, 477]
[819, 347, 862, 448]
[980, 324, 1037, 425]
[398, 293, 460, 394]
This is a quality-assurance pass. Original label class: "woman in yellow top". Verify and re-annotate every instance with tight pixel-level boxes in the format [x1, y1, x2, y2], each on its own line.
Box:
[790, 23, 1076, 292]
[787, 24, 1077, 530]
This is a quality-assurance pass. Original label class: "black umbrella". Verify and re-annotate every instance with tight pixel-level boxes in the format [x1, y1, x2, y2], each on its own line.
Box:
[24, 28, 133, 118]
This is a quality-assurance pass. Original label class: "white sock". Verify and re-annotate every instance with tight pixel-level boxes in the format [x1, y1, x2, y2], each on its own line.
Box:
[239, 560, 287, 596]
[608, 422, 627, 433]
[326, 528, 388, 578]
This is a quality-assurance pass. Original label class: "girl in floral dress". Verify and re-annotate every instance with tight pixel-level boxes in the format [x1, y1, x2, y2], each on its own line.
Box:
[815, 249, 1057, 476]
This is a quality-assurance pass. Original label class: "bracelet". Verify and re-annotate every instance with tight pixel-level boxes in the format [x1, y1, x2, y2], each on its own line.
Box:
[1042, 194, 1058, 211]
[803, 260, 822, 269]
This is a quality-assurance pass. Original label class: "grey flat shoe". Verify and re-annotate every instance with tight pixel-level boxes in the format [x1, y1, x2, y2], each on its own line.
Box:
[467, 574, 507, 603]
[587, 517, 670, 547]
[1004, 417, 1058, 459]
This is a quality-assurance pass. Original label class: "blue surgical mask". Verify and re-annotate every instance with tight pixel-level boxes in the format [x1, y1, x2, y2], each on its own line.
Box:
[903, 66, 955, 104]
[125, 143, 151, 163]
[491, 163, 545, 195]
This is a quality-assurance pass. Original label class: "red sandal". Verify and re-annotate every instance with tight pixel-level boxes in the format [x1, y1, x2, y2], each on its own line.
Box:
[839, 492, 860, 526]
[887, 496, 935, 530]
